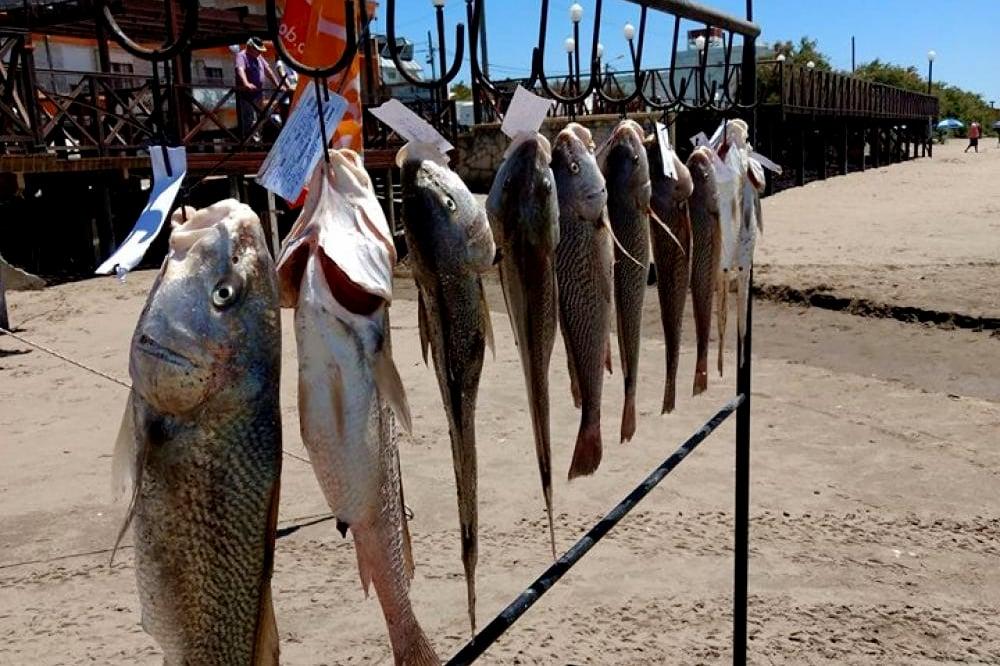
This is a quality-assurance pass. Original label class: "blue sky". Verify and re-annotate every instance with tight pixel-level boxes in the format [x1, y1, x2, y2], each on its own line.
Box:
[377, 0, 999, 102]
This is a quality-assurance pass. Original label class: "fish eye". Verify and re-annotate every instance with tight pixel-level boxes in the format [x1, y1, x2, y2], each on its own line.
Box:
[632, 154, 640, 164]
[445, 197, 457, 212]
[211, 281, 240, 309]
[541, 178, 552, 193]
[570, 162, 580, 175]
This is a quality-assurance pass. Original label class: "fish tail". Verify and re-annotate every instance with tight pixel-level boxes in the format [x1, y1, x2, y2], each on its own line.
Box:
[568, 417, 602, 480]
[449, 405, 479, 634]
[353, 525, 439, 666]
[620, 391, 637, 443]
[456, 468, 478, 635]
[693, 356, 709, 395]
[662, 378, 676, 414]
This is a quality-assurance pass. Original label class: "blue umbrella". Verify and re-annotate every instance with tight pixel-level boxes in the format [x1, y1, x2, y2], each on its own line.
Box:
[936, 118, 964, 130]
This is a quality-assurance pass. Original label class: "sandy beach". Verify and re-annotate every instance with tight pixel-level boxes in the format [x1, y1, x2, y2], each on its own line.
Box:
[2, 139, 999, 664]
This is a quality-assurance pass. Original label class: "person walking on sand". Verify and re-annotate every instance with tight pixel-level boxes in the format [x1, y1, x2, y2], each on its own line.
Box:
[235, 37, 280, 141]
[964, 120, 981, 153]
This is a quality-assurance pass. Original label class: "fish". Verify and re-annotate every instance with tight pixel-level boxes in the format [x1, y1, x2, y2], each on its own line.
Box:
[112, 199, 282, 665]
[687, 146, 722, 395]
[400, 150, 495, 632]
[276, 149, 439, 666]
[600, 119, 651, 443]
[714, 133, 742, 378]
[552, 123, 614, 479]
[646, 138, 694, 413]
[486, 131, 560, 556]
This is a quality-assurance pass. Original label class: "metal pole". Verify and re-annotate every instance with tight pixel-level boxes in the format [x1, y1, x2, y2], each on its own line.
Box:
[478, 0, 490, 79]
[734, 1, 755, 663]
[467, 0, 482, 124]
[573, 21, 581, 113]
[446, 397, 744, 666]
[927, 60, 934, 158]
[851, 36, 855, 73]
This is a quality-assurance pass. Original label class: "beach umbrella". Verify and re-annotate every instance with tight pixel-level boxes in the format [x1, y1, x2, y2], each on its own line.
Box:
[936, 118, 964, 130]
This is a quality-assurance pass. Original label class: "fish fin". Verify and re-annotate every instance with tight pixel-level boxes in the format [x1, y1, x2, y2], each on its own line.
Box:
[354, 536, 374, 598]
[375, 345, 413, 435]
[606, 222, 643, 269]
[649, 207, 686, 256]
[417, 290, 430, 365]
[568, 419, 603, 480]
[621, 393, 636, 443]
[605, 338, 613, 375]
[395, 445, 416, 581]
[479, 280, 495, 360]
[252, 477, 281, 666]
[567, 352, 582, 408]
[110, 392, 147, 565]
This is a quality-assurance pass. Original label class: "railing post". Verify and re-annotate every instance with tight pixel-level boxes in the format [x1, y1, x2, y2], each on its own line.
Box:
[734, 2, 755, 663]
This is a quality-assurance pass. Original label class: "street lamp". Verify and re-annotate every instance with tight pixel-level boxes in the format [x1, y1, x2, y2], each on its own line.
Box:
[569, 3, 583, 23]
[927, 50, 935, 94]
[806, 60, 815, 70]
[695, 35, 706, 52]
[596, 43, 604, 60]
[431, 0, 445, 6]
[565, 37, 576, 96]
[623, 22, 637, 69]
[569, 4, 583, 105]
[775, 53, 785, 62]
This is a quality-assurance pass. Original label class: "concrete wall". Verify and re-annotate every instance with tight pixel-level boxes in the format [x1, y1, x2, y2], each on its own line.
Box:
[451, 111, 667, 193]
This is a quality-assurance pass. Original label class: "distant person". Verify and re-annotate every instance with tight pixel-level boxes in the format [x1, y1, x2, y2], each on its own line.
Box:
[235, 37, 280, 141]
[964, 120, 981, 153]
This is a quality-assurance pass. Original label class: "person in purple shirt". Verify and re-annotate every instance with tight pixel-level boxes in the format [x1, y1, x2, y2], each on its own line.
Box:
[235, 37, 280, 140]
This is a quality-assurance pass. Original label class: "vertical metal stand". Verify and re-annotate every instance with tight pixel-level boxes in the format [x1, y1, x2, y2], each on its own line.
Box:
[735, 2, 755, 662]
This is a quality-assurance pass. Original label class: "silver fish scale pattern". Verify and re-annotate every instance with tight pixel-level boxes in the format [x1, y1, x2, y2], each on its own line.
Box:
[134, 405, 280, 665]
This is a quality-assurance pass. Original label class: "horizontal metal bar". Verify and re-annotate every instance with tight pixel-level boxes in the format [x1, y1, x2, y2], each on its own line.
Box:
[446, 395, 745, 665]
[623, 0, 760, 37]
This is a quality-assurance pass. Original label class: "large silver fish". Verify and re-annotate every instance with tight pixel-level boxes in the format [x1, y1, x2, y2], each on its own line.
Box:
[687, 147, 721, 395]
[113, 200, 282, 665]
[646, 139, 694, 413]
[400, 151, 494, 632]
[553, 123, 614, 479]
[601, 119, 651, 443]
[486, 132, 560, 556]
[276, 150, 439, 666]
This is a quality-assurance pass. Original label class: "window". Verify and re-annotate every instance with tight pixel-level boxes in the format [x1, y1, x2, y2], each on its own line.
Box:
[110, 62, 134, 74]
[204, 66, 224, 83]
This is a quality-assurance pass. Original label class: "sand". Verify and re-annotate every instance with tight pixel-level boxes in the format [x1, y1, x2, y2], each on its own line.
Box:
[2, 138, 999, 664]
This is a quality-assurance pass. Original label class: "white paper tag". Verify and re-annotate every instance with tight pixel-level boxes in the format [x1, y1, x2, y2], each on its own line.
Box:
[750, 150, 783, 174]
[369, 98, 454, 155]
[689, 131, 710, 148]
[654, 122, 677, 180]
[96, 146, 187, 275]
[712, 151, 736, 182]
[709, 122, 726, 150]
[256, 84, 349, 202]
[501, 85, 554, 139]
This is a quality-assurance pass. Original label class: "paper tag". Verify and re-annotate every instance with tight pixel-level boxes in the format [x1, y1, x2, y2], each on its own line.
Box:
[750, 150, 783, 174]
[689, 131, 710, 148]
[369, 99, 454, 155]
[501, 85, 554, 139]
[709, 122, 726, 150]
[256, 84, 349, 202]
[712, 151, 735, 182]
[96, 146, 187, 275]
[655, 122, 677, 180]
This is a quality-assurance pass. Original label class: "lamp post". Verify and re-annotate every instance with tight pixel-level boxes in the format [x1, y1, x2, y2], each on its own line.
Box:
[564, 37, 576, 95]
[432, 0, 446, 108]
[623, 22, 636, 70]
[570, 3, 583, 103]
[927, 50, 936, 157]
[695, 34, 706, 105]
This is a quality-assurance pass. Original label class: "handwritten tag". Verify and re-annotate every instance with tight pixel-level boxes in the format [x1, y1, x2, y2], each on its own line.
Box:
[689, 131, 710, 148]
[96, 146, 187, 275]
[655, 122, 677, 180]
[501, 86, 554, 139]
[256, 84, 348, 202]
[750, 150, 783, 174]
[369, 99, 454, 154]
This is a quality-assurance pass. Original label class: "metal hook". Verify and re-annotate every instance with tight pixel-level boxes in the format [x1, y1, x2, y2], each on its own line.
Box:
[266, 0, 362, 78]
[593, 5, 647, 111]
[96, 0, 198, 61]
[533, 0, 604, 106]
[386, 0, 465, 89]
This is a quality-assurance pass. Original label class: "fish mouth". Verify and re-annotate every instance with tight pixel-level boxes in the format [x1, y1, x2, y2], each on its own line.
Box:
[585, 188, 607, 201]
[136, 334, 196, 369]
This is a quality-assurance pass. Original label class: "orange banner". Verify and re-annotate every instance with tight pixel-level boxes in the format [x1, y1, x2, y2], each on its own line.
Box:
[279, 0, 371, 153]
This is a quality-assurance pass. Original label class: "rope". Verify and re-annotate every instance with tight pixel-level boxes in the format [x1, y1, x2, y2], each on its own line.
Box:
[0, 325, 310, 466]
[1, 326, 131, 389]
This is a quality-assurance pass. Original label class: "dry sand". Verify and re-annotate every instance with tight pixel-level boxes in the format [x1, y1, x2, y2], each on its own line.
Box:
[2, 138, 999, 664]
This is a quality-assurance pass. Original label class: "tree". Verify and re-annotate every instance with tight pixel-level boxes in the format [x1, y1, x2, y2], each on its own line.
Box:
[853, 59, 925, 92]
[770, 36, 833, 71]
[451, 81, 472, 101]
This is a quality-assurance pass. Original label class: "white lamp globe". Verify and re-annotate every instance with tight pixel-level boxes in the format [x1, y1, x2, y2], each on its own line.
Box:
[927, 50, 936, 62]
[623, 23, 636, 41]
[564, 37, 576, 53]
[695, 35, 706, 51]
[806, 60, 815, 69]
[569, 3, 583, 23]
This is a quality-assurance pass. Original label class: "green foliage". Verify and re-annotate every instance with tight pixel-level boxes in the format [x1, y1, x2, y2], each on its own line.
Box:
[451, 81, 472, 101]
[770, 36, 833, 71]
[853, 59, 925, 92]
